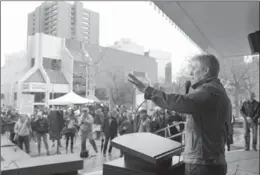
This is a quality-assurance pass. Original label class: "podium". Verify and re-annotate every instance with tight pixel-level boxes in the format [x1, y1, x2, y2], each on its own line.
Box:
[103, 133, 185, 175]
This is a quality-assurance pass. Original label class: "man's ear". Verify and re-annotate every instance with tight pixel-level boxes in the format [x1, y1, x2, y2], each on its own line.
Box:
[204, 66, 210, 75]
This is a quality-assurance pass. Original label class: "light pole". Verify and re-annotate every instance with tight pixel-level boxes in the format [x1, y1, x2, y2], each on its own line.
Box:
[80, 43, 94, 97]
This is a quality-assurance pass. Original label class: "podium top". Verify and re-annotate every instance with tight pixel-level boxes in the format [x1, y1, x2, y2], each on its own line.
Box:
[111, 133, 182, 165]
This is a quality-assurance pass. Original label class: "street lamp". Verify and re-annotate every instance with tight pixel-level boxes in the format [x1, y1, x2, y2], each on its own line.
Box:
[80, 42, 94, 97]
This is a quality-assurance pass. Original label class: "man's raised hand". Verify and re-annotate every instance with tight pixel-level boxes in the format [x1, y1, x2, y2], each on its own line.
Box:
[128, 73, 147, 93]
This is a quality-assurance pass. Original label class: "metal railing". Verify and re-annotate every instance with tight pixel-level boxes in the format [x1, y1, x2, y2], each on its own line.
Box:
[154, 121, 186, 144]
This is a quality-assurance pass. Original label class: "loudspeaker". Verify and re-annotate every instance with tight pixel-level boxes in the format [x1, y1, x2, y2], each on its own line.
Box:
[248, 30, 260, 54]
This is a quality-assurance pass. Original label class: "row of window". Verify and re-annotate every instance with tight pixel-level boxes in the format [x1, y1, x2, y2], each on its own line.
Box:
[45, 16, 58, 25]
[45, 3, 58, 12]
[45, 26, 57, 34]
[45, 9, 58, 18]
[14, 92, 66, 103]
[45, 31, 57, 36]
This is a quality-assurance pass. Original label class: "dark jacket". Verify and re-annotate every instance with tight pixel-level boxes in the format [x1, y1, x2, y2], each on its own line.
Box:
[119, 117, 133, 135]
[102, 117, 118, 138]
[145, 77, 232, 165]
[240, 99, 260, 123]
[151, 117, 161, 133]
[133, 115, 141, 133]
[35, 117, 49, 134]
[94, 111, 104, 125]
[63, 116, 78, 134]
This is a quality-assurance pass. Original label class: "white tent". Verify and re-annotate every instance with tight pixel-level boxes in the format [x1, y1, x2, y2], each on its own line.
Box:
[49, 91, 93, 105]
[85, 95, 100, 103]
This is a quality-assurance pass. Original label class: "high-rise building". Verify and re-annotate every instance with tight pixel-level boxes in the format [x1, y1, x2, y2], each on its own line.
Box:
[165, 62, 172, 84]
[27, 1, 99, 44]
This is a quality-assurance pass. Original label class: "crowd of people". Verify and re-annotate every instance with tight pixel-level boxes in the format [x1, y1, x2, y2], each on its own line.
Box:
[0, 104, 185, 157]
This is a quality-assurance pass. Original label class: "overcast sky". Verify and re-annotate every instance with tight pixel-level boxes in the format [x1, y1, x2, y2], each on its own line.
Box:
[1, 1, 202, 76]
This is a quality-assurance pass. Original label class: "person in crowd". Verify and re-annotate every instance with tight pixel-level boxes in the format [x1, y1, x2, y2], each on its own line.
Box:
[109, 106, 120, 122]
[30, 110, 38, 144]
[35, 111, 50, 156]
[227, 114, 235, 151]
[14, 114, 31, 153]
[136, 109, 151, 133]
[128, 54, 232, 175]
[133, 110, 141, 133]
[150, 109, 161, 133]
[63, 108, 78, 153]
[240, 92, 259, 151]
[9, 109, 19, 143]
[102, 109, 118, 156]
[94, 109, 104, 140]
[79, 107, 98, 155]
[118, 111, 133, 157]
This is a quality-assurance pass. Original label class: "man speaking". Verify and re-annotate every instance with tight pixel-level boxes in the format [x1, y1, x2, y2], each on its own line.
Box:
[128, 54, 232, 175]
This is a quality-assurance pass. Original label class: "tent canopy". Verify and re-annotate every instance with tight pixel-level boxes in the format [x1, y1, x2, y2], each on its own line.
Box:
[49, 91, 93, 105]
[85, 95, 100, 103]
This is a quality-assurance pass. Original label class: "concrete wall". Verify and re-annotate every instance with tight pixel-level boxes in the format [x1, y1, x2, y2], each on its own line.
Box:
[1, 51, 31, 106]
[28, 33, 63, 61]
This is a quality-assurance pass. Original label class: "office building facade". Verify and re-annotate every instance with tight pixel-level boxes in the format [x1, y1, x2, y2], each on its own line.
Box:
[27, 1, 99, 44]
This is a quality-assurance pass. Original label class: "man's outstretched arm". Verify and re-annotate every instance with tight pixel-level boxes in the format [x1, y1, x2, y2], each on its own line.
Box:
[144, 86, 210, 114]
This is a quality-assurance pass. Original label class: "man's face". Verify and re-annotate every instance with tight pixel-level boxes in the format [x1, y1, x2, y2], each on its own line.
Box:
[112, 107, 117, 112]
[140, 112, 146, 118]
[20, 115, 26, 122]
[250, 92, 256, 101]
[190, 59, 208, 83]
[37, 111, 43, 118]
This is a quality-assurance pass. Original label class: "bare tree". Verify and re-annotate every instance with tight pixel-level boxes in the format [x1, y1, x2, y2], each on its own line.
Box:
[220, 57, 259, 118]
[106, 69, 135, 106]
[72, 46, 107, 96]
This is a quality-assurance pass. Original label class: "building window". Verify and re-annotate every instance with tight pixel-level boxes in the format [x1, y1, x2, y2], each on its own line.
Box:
[52, 9, 58, 14]
[31, 58, 35, 67]
[49, 93, 66, 99]
[34, 92, 46, 103]
[83, 17, 89, 22]
[24, 92, 46, 103]
[43, 58, 61, 70]
[83, 20, 89, 25]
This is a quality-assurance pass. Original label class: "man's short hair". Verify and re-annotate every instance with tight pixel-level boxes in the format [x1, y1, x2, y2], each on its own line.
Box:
[193, 54, 220, 77]
[139, 109, 147, 114]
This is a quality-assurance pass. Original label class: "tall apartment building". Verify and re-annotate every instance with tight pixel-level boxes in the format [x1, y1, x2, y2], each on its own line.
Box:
[165, 62, 172, 84]
[27, 1, 99, 44]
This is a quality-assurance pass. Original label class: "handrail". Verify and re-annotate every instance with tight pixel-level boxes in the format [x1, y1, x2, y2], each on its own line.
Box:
[153, 121, 186, 143]
[154, 121, 186, 135]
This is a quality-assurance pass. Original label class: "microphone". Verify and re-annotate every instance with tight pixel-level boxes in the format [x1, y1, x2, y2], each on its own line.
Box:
[185, 81, 191, 94]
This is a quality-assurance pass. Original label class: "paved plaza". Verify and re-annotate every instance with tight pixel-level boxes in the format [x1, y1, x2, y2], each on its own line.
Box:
[1, 126, 259, 174]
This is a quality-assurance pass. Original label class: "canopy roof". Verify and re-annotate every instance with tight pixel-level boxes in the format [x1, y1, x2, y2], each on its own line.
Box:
[85, 95, 100, 103]
[153, 1, 259, 58]
[49, 91, 93, 105]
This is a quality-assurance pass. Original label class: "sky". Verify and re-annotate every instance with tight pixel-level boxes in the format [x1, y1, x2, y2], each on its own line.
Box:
[1, 1, 202, 77]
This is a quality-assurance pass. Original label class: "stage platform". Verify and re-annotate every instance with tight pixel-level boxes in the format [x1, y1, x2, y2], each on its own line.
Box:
[80, 149, 259, 175]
